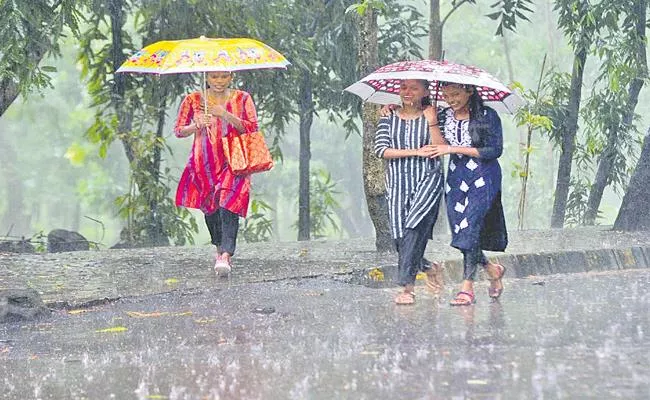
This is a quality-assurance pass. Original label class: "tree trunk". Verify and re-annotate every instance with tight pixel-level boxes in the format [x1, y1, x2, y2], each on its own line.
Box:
[0, 136, 29, 236]
[427, 0, 449, 235]
[614, 127, 650, 231]
[0, 80, 20, 120]
[583, 123, 617, 225]
[358, 7, 392, 251]
[108, 0, 135, 164]
[0, 7, 49, 118]
[145, 97, 169, 245]
[428, 0, 442, 60]
[297, 70, 313, 241]
[550, 48, 587, 228]
[584, 0, 646, 225]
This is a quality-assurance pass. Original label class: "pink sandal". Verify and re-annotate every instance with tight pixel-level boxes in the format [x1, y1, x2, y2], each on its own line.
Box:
[449, 291, 475, 306]
[394, 291, 415, 305]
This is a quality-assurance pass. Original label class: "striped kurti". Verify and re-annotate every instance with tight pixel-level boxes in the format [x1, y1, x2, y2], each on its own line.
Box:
[374, 114, 444, 239]
[174, 90, 258, 217]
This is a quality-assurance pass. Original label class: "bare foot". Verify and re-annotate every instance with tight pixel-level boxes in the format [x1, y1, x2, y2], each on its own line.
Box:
[425, 262, 444, 293]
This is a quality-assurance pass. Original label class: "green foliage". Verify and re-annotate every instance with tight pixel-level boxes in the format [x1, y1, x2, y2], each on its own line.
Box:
[486, 0, 534, 36]
[0, 0, 85, 99]
[554, 0, 598, 53]
[114, 140, 199, 247]
[345, 0, 385, 16]
[512, 63, 554, 230]
[529, 70, 572, 148]
[564, 177, 593, 226]
[292, 169, 342, 239]
[239, 198, 274, 243]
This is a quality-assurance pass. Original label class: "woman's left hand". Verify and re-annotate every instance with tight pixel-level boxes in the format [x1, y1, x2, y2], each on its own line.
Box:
[202, 104, 228, 118]
[423, 106, 438, 125]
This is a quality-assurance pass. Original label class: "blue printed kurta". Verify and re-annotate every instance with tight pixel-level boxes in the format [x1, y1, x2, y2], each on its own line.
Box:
[441, 107, 508, 251]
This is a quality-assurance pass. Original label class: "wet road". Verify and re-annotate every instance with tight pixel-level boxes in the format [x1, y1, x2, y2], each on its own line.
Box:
[2, 269, 649, 399]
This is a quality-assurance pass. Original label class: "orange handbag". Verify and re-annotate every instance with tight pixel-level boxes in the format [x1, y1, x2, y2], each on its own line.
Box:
[222, 131, 274, 175]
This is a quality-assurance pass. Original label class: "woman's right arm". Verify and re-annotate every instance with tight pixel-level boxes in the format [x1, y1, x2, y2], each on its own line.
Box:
[374, 116, 435, 159]
[174, 95, 199, 138]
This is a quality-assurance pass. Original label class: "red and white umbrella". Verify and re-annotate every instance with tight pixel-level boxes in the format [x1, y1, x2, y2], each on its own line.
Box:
[344, 59, 524, 114]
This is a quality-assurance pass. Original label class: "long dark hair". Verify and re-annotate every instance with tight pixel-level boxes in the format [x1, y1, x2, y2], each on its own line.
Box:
[416, 79, 432, 107]
[467, 88, 485, 120]
[467, 88, 488, 146]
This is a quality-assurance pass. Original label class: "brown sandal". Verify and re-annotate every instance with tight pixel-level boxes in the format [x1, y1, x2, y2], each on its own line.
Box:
[425, 262, 444, 292]
[487, 264, 506, 299]
[394, 291, 416, 305]
[449, 291, 475, 306]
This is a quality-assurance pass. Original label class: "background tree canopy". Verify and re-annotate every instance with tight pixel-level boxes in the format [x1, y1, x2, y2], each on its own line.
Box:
[1, 0, 649, 249]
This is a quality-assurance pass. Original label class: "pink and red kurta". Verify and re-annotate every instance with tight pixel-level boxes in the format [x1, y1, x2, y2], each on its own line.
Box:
[174, 90, 258, 217]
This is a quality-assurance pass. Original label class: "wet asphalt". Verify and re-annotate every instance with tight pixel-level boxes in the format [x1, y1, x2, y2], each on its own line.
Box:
[2, 268, 649, 399]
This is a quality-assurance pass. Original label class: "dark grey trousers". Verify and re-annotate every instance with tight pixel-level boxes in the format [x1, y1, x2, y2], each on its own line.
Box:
[395, 204, 440, 287]
[461, 246, 488, 281]
[204, 208, 239, 255]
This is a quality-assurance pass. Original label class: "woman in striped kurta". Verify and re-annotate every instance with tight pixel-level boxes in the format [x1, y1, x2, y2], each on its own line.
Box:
[429, 83, 508, 306]
[174, 71, 258, 276]
[374, 79, 445, 305]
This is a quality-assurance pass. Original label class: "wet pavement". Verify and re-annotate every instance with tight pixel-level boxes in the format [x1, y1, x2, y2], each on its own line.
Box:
[2, 226, 650, 308]
[1, 269, 650, 399]
[2, 227, 650, 398]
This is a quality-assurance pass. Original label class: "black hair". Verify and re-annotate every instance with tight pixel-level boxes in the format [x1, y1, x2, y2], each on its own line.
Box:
[467, 89, 484, 120]
[415, 79, 432, 107]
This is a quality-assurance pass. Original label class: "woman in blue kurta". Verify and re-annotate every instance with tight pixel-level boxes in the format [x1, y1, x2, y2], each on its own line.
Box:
[374, 79, 445, 305]
[429, 82, 508, 306]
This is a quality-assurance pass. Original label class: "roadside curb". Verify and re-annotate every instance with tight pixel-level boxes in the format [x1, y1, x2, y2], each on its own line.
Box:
[358, 246, 650, 286]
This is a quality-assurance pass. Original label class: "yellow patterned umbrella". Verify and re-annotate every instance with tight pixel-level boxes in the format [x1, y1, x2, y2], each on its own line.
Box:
[117, 36, 290, 74]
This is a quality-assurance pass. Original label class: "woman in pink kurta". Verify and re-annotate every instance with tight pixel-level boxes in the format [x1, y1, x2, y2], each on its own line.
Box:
[174, 71, 258, 276]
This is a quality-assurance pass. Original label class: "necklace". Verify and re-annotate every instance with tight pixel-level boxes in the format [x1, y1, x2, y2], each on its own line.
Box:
[206, 89, 231, 106]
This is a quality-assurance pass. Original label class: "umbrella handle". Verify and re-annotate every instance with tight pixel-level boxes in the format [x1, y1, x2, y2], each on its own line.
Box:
[202, 71, 215, 140]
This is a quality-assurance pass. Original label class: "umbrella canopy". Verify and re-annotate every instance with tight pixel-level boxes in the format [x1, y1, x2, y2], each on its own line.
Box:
[116, 36, 290, 74]
[345, 59, 524, 114]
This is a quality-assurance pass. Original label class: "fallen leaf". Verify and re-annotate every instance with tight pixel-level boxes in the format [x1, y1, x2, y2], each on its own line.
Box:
[95, 326, 128, 333]
[360, 351, 380, 356]
[126, 311, 169, 318]
[368, 268, 384, 281]
[173, 311, 193, 317]
[68, 309, 97, 315]
[164, 278, 179, 285]
[194, 317, 217, 324]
